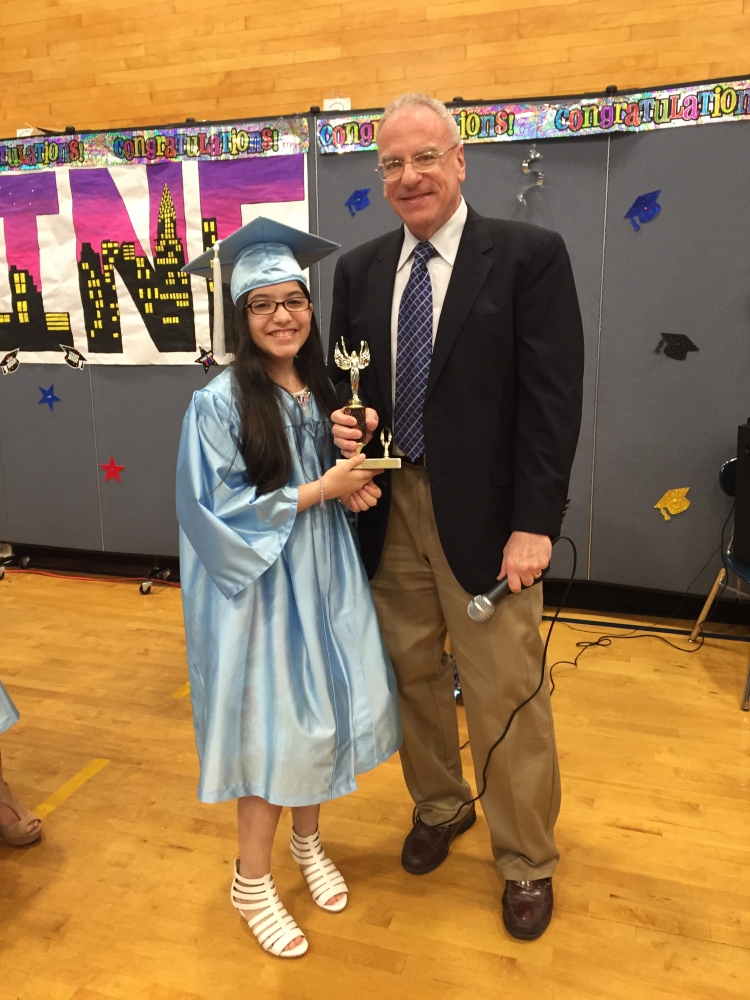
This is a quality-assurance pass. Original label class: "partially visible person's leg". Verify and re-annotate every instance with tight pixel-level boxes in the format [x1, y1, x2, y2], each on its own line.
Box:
[290, 804, 347, 911]
[237, 795, 282, 878]
[290, 803, 319, 837]
[439, 583, 560, 880]
[0, 750, 42, 846]
[421, 478, 559, 940]
[0, 685, 38, 845]
[234, 796, 306, 955]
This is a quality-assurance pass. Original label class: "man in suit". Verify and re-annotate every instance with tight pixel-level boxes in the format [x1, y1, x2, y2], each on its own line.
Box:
[329, 93, 583, 940]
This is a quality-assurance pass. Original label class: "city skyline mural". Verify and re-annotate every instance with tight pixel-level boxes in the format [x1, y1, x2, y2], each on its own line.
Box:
[0, 152, 307, 363]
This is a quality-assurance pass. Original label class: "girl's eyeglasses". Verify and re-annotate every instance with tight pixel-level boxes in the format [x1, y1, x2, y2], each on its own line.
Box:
[245, 295, 311, 316]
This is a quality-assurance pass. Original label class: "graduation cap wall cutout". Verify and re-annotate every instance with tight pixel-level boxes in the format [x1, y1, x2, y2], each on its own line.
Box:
[625, 190, 661, 231]
[345, 189, 371, 216]
[654, 488, 691, 521]
[0, 349, 19, 375]
[655, 333, 699, 361]
[61, 345, 86, 369]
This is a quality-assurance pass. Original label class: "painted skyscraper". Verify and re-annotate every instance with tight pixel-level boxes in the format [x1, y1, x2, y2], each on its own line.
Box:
[0, 266, 72, 352]
[77, 183, 196, 352]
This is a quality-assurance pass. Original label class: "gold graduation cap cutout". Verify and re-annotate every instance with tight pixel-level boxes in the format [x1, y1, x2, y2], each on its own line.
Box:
[654, 487, 690, 521]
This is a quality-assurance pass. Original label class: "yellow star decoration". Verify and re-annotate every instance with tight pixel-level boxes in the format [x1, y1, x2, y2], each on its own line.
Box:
[654, 487, 691, 521]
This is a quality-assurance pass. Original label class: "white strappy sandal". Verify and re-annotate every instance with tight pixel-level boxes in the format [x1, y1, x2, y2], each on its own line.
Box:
[230, 860, 308, 958]
[290, 828, 349, 913]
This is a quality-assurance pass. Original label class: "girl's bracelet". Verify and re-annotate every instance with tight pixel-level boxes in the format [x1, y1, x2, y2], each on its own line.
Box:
[319, 475, 325, 508]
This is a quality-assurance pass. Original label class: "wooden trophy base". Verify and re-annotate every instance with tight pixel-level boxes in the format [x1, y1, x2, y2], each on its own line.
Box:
[336, 457, 402, 469]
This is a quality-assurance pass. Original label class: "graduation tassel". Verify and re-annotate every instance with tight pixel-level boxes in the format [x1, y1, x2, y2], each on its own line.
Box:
[211, 241, 227, 362]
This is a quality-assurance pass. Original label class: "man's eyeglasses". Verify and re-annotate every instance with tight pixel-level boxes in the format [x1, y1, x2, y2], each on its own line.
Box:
[375, 143, 459, 181]
[244, 294, 311, 316]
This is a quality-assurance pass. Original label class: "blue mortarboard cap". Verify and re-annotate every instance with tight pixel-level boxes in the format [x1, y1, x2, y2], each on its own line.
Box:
[624, 190, 661, 232]
[182, 217, 340, 303]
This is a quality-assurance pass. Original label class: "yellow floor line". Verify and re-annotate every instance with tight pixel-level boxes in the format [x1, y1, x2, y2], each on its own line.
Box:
[34, 758, 110, 820]
[173, 682, 190, 699]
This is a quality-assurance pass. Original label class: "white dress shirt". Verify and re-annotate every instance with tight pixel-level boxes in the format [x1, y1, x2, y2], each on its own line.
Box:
[390, 197, 468, 408]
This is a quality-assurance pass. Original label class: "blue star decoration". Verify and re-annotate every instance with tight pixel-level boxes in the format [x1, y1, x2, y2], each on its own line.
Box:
[624, 190, 661, 232]
[345, 188, 371, 217]
[38, 385, 61, 411]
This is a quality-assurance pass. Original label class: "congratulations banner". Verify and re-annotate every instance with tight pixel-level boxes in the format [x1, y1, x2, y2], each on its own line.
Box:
[0, 118, 308, 172]
[0, 119, 309, 365]
[317, 78, 750, 153]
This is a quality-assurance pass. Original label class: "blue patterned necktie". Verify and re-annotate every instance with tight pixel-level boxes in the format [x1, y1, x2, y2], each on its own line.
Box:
[395, 240, 437, 461]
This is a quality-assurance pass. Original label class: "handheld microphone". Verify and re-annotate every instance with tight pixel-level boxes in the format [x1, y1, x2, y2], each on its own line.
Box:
[467, 504, 568, 623]
[467, 570, 547, 622]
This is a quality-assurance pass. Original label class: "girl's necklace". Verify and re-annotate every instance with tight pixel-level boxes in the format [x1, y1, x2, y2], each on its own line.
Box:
[291, 386, 311, 405]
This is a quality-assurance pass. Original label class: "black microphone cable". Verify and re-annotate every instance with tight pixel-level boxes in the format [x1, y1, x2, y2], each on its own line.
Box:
[545, 501, 735, 692]
[422, 535, 578, 830]
[423, 504, 735, 832]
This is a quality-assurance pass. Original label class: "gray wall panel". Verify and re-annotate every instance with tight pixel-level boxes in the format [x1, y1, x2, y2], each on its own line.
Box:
[591, 122, 749, 592]
[5, 122, 747, 590]
[461, 138, 608, 580]
[0, 430, 8, 539]
[90, 366, 219, 556]
[0, 364, 102, 549]
[316, 148, 400, 344]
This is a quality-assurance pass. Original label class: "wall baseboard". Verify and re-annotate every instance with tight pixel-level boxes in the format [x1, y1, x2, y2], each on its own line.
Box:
[3, 543, 748, 628]
[544, 578, 748, 626]
[1, 543, 180, 582]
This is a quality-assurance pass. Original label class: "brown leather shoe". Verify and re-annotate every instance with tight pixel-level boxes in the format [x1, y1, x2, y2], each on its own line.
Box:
[401, 805, 476, 875]
[502, 877, 553, 940]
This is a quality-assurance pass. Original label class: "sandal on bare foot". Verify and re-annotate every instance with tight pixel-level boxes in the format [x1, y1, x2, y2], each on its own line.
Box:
[0, 755, 42, 847]
[290, 828, 348, 913]
[230, 860, 308, 958]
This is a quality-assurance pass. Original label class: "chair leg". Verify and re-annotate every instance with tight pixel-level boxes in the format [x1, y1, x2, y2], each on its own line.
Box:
[742, 656, 750, 712]
[689, 568, 726, 642]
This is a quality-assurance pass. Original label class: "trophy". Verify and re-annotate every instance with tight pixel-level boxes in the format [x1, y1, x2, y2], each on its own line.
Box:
[334, 338, 401, 469]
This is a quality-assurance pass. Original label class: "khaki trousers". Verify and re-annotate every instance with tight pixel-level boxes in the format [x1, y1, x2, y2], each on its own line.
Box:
[370, 463, 560, 880]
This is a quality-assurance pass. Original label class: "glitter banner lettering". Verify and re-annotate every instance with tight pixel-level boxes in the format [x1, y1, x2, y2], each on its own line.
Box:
[0, 118, 308, 173]
[317, 78, 750, 153]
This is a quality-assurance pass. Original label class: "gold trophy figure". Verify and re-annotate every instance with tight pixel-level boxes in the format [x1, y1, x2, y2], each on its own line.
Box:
[333, 338, 370, 450]
[334, 338, 401, 469]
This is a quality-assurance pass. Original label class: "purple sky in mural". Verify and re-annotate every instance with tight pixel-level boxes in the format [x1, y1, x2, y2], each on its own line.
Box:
[70, 168, 148, 259]
[0, 173, 59, 286]
[197, 155, 304, 238]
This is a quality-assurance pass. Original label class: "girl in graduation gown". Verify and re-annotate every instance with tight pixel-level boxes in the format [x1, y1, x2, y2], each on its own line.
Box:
[177, 220, 401, 959]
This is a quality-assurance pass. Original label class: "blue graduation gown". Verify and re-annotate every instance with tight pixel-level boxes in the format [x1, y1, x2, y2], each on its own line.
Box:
[176, 369, 401, 805]
[0, 680, 19, 735]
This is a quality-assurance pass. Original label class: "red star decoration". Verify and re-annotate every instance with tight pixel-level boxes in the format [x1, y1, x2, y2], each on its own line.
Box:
[100, 456, 125, 482]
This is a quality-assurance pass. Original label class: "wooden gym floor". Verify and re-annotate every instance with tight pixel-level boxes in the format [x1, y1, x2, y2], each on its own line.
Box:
[0, 572, 749, 1000]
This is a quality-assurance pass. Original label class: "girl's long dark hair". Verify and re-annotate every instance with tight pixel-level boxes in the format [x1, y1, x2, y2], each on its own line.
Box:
[231, 286, 339, 495]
